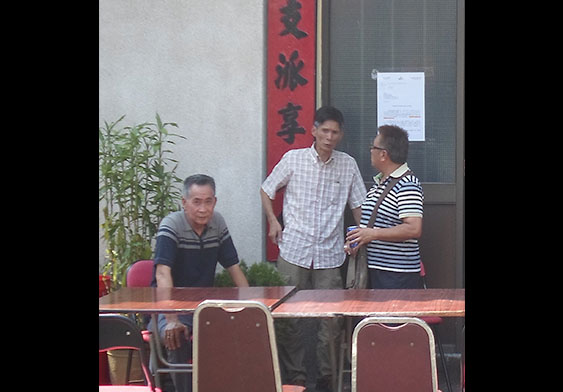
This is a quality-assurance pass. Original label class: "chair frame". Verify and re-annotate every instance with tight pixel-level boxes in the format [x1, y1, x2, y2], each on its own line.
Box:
[125, 259, 193, 388]
[192, 300, 284, 392]
[338, 262, 453, 392]
[351, 317, 439, 392]
[124, 260, 155, 385]
[99, 313, 159, 391]
[420, 261, 453, 392]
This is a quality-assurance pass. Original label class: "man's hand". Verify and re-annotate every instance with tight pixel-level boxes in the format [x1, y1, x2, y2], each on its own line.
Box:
[268, 219, 283, 245]
[163, 319, 190, 350]
[344, 240, 360, 257]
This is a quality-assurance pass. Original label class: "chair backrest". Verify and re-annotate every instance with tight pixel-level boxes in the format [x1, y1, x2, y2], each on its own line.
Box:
[192, 300, 283, 392]
[126, 259, 154, 287]
[419, 260, 428, 288]
[351, 317, 438, 392]
[99, 314, 156, 390]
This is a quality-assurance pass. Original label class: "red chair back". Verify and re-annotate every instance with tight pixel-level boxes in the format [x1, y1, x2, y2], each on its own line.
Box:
[193, 300, 284, 392]
[126, 260, 154, 287]
[418, 261, 442, 324]
[352, 317, 439, 392]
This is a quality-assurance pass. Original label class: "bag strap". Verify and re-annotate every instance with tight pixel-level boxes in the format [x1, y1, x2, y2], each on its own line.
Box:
[365, 170, 412, 228]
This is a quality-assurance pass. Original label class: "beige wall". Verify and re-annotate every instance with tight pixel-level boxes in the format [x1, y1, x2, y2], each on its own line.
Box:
[99, 0, 267, 269]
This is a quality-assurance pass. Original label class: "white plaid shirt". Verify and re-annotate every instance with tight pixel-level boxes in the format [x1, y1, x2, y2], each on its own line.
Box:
[261, 144, 366, 269]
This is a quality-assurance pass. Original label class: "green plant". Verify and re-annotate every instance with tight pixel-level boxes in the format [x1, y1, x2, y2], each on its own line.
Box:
[99, 113, 186, 289]
[214, 260, 287, 287]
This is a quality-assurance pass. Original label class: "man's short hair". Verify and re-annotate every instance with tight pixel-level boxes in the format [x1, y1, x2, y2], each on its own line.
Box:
[377, 125, 409, 164]
[183, 174, 216, 198]
[313, 106, 344, 129]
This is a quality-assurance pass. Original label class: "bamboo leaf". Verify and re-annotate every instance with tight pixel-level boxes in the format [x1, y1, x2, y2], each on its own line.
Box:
[99, 113, 185, 287]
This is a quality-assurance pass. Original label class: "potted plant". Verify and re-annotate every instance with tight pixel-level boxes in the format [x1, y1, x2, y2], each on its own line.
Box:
[99, 114, 185, 385]
[99, 113, 185, 289]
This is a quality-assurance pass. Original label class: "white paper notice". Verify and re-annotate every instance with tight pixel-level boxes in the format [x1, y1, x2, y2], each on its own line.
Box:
[377, 72, 425, 141]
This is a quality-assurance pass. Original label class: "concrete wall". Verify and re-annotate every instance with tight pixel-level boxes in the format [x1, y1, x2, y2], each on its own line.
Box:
[99, 0, 267, 269]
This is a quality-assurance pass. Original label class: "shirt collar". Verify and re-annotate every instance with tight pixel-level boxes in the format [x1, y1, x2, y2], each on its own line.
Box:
[309, 143, 335, 164]
[373, 162, 410, 184]
[182, 211, 216, 234]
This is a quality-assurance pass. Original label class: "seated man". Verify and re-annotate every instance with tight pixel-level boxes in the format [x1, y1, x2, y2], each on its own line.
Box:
[148, 174, 248, 392]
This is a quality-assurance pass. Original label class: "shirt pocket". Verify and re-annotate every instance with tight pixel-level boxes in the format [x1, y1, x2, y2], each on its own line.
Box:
[326, 176, 344, 205]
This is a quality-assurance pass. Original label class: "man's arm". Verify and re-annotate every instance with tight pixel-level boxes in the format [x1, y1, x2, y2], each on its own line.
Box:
[351, 206, 362, 226]
[260, 188, 283, 245]
[154, 264, 189, 350]
[227, 264, 249, 287]
[155, 263, 174, 288]
[346, 216, 422, 248]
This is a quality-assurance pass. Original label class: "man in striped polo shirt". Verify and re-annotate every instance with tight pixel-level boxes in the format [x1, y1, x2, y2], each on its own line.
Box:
[149, 174, 249, 392]
[346, 125, 424, 289]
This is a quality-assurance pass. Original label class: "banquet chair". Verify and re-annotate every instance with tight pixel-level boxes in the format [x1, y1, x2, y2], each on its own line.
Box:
[99, 314, 162, 392]
[125, 260, 155, 384]
[351, 317, 440, 392]
[192, 300, 306, 392]
[335, 261, 452, 392]
[126, 259, 192, 388]
[127, 259, 155, 287]
[419, 261, 453, 392]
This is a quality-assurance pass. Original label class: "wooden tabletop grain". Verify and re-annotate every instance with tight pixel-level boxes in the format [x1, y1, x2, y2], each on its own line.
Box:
[271, 288, 465, 318]
[99, 286, 297, 314]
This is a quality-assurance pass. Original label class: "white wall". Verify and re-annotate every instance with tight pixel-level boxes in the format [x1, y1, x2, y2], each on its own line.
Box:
[99, 0, 266, 269]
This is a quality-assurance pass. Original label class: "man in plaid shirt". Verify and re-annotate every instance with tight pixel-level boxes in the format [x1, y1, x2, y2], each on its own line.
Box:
[261, 106, 366, 391]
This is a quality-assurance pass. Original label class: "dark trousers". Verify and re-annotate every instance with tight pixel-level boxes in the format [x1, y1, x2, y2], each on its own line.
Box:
[148, 314, 193, 392]
[369, 268, 422, 289]
[275, 256, 343, 383]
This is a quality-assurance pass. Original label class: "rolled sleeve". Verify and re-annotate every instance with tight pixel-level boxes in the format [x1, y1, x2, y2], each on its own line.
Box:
[348, 162, 367, 209]
[153, 235, 178, 268]
[261, 152, 292, 199]
[217, 235, 239, 269]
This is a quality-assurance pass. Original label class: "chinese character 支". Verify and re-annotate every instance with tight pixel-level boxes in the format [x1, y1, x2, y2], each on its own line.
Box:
[279, 0, 308, 39]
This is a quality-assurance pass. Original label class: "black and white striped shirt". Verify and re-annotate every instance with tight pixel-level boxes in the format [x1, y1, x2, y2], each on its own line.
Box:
[360, 163, 424, 273]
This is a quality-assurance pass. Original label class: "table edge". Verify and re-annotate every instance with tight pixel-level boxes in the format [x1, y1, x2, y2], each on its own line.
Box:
[98, 285, 299, 314]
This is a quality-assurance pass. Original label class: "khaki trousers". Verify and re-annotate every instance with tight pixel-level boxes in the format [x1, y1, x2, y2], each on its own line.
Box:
[275, 255, 343, 383]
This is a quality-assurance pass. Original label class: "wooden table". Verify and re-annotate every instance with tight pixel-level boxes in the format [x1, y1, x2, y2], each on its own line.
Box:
[272, 288, 464, 392]
[99, 285, 298, 388]
[99, 286, 464, 391]
[99, 286, 298, 313]
[271, 288, 465, 318]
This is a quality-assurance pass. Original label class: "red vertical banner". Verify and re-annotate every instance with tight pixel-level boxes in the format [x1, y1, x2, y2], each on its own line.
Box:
[266, 0, 317, 262]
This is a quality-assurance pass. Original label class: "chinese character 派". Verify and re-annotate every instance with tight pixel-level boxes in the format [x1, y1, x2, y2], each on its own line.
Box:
[275, 50, 308, 91]
[277, 102, 306, 144]
[279, 0, 308, 39]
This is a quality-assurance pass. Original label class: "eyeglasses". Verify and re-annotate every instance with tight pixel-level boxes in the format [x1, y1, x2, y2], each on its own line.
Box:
[370, 145, 386, 152]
